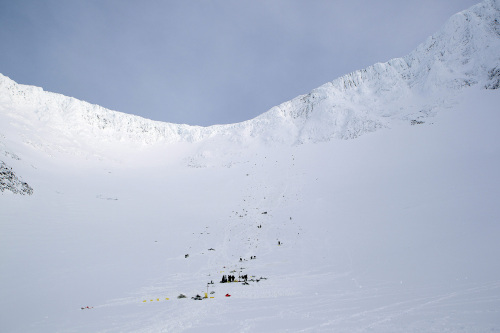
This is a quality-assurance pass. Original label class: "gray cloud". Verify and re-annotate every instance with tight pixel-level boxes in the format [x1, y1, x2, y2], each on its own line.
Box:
[0, 0, 479, 126]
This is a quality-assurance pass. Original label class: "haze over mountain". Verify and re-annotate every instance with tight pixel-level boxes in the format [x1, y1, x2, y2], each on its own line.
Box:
[1, 1, 500, 332]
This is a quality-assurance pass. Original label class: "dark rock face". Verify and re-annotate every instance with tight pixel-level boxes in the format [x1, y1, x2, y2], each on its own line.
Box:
[0, 161, 33, 195]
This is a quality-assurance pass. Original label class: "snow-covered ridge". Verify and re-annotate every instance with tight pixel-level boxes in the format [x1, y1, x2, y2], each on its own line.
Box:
[0, 0, 499, 147]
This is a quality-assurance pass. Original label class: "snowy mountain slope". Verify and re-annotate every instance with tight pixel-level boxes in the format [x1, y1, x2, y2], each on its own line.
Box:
[273, 0, 500, 143]
[1, 1, 500, 332]
[1, 0, 499, 154]
[1, 87, 499, 333]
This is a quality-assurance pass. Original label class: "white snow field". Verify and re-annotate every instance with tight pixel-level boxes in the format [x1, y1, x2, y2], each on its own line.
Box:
[1, 1, 500, 332]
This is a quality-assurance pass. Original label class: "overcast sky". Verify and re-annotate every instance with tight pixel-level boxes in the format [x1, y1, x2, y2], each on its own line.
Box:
[0, 0, 479, 126]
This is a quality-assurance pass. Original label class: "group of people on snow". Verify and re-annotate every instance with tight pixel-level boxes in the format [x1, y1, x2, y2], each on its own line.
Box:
[240, 255, 257, 261]
[220, 274, 236, 283]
